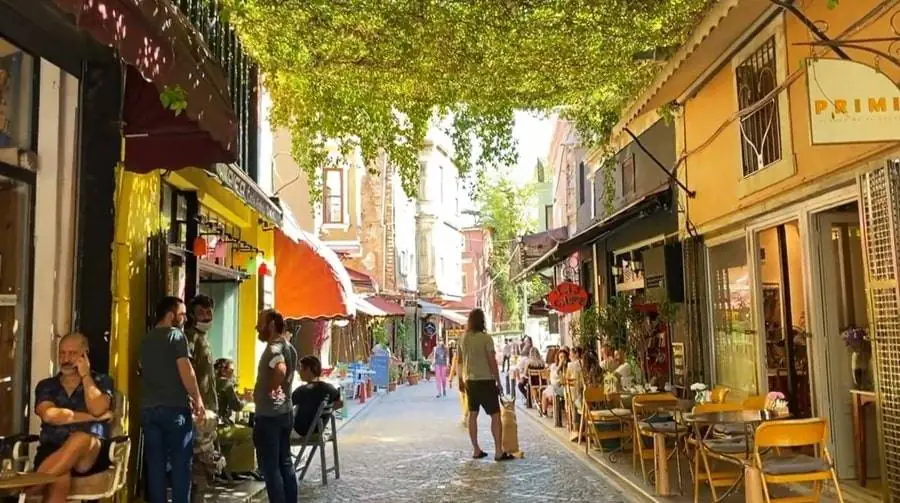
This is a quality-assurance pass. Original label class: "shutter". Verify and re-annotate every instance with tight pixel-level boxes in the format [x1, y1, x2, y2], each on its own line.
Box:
[859, 159, 900, 500]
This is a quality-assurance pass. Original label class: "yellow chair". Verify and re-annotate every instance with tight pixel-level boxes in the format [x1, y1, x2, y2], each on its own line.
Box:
[710, 385, 730, 404]
[753, 418, 845, 503]
[743, 395, 767, 410]
[563, 377, 578, 433]
[632, 392, 682, 484]
[580, 386, 632, 455]
[689, 402, 744, 503]
[527, 368, 550, 413]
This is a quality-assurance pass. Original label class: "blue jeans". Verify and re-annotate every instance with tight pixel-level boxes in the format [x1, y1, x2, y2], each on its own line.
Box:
[141, 406, 193, 503]
[253, 413, 297, 503]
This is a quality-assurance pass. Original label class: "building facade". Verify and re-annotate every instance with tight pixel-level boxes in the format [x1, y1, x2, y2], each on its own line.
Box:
[462, 227, 493, 328]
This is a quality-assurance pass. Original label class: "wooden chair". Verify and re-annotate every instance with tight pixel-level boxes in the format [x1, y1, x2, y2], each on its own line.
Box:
[689, 402, 744, 503]
[563, 377, 578, 432]
[753, 418, 845, 503]
[13, 392, 132, 502]
[743, 395, 767, 410]
[527, 368, 550, 413]
[579, 386, 632, 455]
[710, 386, 730, 404]
[631, 392, 684, 485]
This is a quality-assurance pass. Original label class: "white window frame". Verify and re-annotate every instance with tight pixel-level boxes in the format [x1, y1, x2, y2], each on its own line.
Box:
[731, 14, 795, 198]
[322, 166, 350, 230]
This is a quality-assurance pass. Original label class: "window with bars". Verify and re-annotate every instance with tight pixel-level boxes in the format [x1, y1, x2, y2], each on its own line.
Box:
[323, 168, 344, 224]
[735, 36, 782, 177]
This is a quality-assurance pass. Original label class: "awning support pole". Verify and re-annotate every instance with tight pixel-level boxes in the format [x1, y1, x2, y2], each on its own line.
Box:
[623, 128, 696, 198]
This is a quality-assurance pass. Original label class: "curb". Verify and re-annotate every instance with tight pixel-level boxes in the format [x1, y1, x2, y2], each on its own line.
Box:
[515, 401, 659, 503]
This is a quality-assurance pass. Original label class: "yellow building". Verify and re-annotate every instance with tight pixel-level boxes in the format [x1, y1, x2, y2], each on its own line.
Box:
[612, 0, 900, 498]
[111, 164, 281, 406]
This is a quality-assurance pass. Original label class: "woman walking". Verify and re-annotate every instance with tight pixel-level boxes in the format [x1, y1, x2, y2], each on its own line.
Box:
[432, 341, 449, 398]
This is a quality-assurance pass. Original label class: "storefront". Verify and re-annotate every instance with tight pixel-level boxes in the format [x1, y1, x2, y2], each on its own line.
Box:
[0, 0, 100, 437]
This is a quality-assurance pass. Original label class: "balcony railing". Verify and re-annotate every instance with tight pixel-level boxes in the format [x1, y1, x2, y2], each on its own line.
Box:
[174, 0, 258, 180]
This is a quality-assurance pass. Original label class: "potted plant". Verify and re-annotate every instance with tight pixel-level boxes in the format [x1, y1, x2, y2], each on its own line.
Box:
[405, 361, 420, 385]
[389, 366, 401, 392]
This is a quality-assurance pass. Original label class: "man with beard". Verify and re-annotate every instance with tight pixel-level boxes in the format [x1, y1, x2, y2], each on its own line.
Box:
[140, 296, 205, 503]
[184, 295, 225, 483]
[252, 308, 298, 503]
[32, 333, 114, 503]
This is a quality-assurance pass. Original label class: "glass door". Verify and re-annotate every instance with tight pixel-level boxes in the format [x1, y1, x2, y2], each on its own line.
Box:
[756, 220, 812, 418]
[0, 169, 35, 437]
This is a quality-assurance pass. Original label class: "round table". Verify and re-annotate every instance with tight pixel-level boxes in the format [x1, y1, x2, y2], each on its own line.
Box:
[633, 399, 695, 496]
[0, 472, 58, 495]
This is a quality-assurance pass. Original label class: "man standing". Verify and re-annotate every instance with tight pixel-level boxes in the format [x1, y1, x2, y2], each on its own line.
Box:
[501, 339, 512, 373]
[184, 294, 224, 482]
[458, 308, 513, 462]
[140, 296, 205, 503]
[253, 309, 298, 503]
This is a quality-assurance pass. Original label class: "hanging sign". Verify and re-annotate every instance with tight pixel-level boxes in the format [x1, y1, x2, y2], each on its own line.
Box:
[547, 281, 588, 313]
[422, 321, 437, 336]
[807, 58, 900, 144]
[211, 163, 283, 225]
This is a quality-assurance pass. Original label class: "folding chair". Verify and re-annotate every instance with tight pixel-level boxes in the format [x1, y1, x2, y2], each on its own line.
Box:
[689, 402, 745, 503]
[579, 386, 632, 456]
[291, 400, 340, 485]
[632, 392, 686, 485]
[527, 368, 549, 413]
[754, 418, 845, 503]
[710, 386, 730, 404]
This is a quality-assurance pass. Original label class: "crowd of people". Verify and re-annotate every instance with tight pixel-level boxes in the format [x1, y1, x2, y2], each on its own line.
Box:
[26, 295, 344, 503]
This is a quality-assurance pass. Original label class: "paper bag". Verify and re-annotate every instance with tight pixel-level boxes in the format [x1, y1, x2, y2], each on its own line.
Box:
[500, 399, 523, 457]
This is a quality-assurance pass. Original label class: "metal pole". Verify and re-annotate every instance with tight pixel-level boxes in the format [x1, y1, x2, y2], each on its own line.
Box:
[776, 224, 798, 415]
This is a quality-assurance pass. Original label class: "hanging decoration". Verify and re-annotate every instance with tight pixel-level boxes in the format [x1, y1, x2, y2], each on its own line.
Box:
[192, 237, 208, 257]
[212, 239, 227, 264]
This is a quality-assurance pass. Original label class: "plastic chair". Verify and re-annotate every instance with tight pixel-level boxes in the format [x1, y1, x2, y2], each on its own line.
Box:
[580, 386, 632, 455]
[688, 402, 744, 503]
[753, 418, 845, 503]
[291, 400, 340, 485]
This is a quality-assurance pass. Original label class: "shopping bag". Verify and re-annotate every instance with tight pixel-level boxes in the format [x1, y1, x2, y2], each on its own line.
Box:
[500, 399, 524, 458]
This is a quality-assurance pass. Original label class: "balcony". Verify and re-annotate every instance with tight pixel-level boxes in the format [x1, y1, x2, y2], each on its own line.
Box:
[174, 0, 258, 179]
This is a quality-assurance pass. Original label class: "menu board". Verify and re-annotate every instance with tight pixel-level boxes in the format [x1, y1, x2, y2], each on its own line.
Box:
[371, 354, 390, 388]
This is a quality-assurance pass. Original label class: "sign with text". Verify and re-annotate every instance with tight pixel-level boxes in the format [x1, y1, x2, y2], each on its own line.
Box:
[547, 281, 588, 314]
[370, 354, 390, 388]
[807, 58, 900, 144]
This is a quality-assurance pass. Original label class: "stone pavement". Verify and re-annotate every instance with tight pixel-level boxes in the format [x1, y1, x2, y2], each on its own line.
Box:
[295, 381, 636, 503]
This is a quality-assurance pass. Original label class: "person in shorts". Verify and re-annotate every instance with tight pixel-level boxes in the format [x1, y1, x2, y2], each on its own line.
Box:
[457, 309, 514, 462]
[33, 333, 115, 503]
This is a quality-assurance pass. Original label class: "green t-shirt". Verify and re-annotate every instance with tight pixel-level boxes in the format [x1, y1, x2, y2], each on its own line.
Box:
[139, 327, 191, 409]
[458, 331, 496, 382]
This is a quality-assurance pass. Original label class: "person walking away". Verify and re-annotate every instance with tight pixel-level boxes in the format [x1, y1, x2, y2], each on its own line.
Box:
[252, 309, 298, 503]
[184, 294, 224, 483]
[432, 341, 449, 398]
[501, 339, 512, 373]
[140, 296, 205, 503]
[458, 309, 514, 462]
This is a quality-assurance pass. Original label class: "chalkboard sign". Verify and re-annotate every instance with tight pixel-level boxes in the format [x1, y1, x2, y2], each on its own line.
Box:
[371, 354, 390, 388]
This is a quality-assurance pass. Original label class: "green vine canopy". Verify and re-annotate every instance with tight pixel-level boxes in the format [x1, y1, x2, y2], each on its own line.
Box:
[220, 0, 711, 197]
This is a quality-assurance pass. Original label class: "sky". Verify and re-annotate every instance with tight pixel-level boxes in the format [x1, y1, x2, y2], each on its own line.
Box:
[459, 111, 555, 225]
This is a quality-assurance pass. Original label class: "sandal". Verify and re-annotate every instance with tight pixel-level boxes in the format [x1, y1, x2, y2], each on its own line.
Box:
[472, 451, 488, 459]
[494, 452, 515, 462]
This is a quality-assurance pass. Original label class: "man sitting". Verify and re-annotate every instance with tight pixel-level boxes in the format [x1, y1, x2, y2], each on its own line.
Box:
[33, 333, 115, 503]
[291, 356, 344, 437]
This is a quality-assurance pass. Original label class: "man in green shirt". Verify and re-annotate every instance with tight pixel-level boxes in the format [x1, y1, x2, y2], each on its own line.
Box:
[458, 309, 513, 461]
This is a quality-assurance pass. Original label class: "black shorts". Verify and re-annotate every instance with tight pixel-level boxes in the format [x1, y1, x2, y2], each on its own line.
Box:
[34, 438, 112, 477]
[465, 380, 501, 415]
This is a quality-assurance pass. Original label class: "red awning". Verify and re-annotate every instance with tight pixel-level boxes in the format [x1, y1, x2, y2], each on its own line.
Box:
[54, 0, 237, 170]
[274, 224, 355, 321]
[365, 296, 407, 317]
[345, 267, 376, 290]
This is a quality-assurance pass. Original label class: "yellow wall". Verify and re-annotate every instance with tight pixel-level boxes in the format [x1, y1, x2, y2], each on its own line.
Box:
[682, 0, 900, 232]
[111, 167, 275, 404]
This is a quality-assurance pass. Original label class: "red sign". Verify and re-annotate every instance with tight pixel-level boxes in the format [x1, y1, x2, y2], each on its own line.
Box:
[547, 282, 588, 313]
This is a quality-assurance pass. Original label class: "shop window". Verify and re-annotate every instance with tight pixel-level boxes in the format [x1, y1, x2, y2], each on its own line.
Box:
[0, 169, 35, 437]
[323, 168, 344, 224]
[735, 36, 782, 177]
[0, 37, 36, 151]
[707, 238, 757, 393]
[621, 153, 636, 197]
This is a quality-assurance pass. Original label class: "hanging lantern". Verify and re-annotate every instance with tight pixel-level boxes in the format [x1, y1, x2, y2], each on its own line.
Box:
[233, 252, 248, 269]
[258, 262, 269, 277]
[192, 237, 208, 257]
[247, 254, 258, 273]
[213, 239, 227, 263]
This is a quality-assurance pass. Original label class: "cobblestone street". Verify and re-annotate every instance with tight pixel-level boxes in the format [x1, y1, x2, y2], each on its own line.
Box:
[296, 382, 635, 503]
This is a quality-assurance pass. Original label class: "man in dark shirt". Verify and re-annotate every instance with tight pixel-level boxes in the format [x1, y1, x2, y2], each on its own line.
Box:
[33, 332, 115, 503]
[292, 356, 343, 436]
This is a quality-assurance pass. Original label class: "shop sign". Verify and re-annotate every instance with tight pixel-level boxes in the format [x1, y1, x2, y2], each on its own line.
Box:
[807, 58, 900, 144]
[547, 281, 588, 313]
[212, 163, 283, 225]
[423, 321, 437, 336]
[447, 328, 465, 339]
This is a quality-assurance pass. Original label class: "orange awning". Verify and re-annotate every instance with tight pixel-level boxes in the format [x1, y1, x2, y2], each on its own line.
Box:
[274, 216, 355, 320]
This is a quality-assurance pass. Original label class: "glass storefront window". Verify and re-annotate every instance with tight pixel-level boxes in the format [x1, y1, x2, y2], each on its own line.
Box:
[0, 171, 34, 437]
[0, 37, 35, 150]
[708, 238, 758, 393]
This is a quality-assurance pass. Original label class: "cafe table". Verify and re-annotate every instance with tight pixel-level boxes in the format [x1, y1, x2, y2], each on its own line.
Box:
[634, 398, 695, 496]
[0, 471, 58, 502]
[683, 409, 790, 503]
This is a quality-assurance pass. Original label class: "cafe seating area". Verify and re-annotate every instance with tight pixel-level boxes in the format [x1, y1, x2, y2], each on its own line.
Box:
[520, 382, 848, 503]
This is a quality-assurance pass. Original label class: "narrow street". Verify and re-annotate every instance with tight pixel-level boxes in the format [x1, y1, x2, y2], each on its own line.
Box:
[296, 382, 634, 503]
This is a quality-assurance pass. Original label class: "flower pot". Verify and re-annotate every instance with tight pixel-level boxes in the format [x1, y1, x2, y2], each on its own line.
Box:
[366, 379, 374, 396]
[389, 382, 397, 392]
